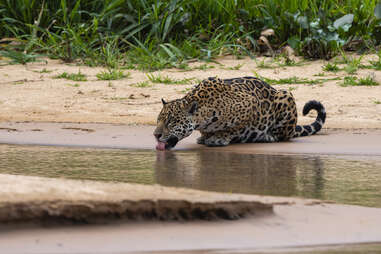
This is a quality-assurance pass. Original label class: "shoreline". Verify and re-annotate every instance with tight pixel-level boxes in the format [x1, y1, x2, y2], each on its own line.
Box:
[1, 122, 381, 252]
[1, 122, 381, 156]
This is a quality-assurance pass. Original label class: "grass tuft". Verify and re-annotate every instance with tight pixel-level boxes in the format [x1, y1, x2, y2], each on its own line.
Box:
[254, 72, 340, 85]
[55, 71, 87, 81]
[323, 62, 340, 72]
[341, 75, 379, 87]
[194, 64, 215, 71]
[146, 74, 194, 85]
[0, 49, 41, 65]
[341, 54, 364, 74]
[256, 59, 273, 69]
[226, 63, 244, 70]
[66, 83, 80, 87]
[96, 70, 130, 80]
[130, 81, 153, 88]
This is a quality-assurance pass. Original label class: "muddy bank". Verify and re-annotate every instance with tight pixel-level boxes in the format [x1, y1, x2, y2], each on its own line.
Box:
[0, 174, 285, 223]
[1, 174, 381, 253]
[1, 122, 381, 156]
[2, 201, 381, 253]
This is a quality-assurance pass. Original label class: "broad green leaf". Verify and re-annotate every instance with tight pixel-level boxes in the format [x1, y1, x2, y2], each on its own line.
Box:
[297, 16, 308, 29]
[333, 14, 354, 30]
[287, 36, 301, 49]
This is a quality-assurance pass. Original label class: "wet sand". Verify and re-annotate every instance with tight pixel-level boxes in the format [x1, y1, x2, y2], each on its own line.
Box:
[2, 202, 381, 254]
[0, 122, 381, 156]
[0, 175, 380, 253]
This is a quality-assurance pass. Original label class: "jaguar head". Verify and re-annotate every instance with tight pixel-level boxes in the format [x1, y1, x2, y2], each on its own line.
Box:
[154, 98, 198, 150]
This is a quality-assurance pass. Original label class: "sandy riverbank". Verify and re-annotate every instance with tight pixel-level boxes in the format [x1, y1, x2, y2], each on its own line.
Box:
[1, 122, 381, 156]
[0, 55, 380, 128]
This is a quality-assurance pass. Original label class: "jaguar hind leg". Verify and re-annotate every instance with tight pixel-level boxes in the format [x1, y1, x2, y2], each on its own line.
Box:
[197, 131, 213, 144]
[271, 90, 298, 141]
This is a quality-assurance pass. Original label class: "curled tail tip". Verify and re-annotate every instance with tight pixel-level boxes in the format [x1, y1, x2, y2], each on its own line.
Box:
[294, 100, 326, 138]
[303, 100, 326, 124]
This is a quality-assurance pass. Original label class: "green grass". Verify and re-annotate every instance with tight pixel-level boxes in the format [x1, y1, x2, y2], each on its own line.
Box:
[226, 63, 244, 70]
[263, 76, 340, 85]
[35, 68, 52, 73]
[341, 54, 364, 74]
[314, 72, 326, 77]
[373, 100, 381, 104]
[274, 56, 306, 67]
[105, 97, 128, 101]
[130, 81, 153, 88]
[0, 49, 41, 65]
[256, 59, 274, 69]
[54, 71, 87, 81]
[96, 70, 130, 80]
[146, 74, 194, 85]
[340, 75, 379, 87]
[66, 83, 80, 87]
[194, 64, 215, 71]
[0, 0, 379, 67]
[365, 52, 381, 71]
[253, 72, 341, 85]
[323, 62, 340, 72]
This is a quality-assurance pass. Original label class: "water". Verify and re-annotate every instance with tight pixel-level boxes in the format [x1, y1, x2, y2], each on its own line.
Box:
[1, 144, 380, 207]
[167, 243, 381, 254]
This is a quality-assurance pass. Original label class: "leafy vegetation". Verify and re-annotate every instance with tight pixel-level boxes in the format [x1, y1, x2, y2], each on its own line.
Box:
[340, 54, 364, 74]
[66, 83, 80, 87]
[130, 81, 153, 88]
[323, 62, 340, 72]
[96, 69, 130, 80]
[0, 49, 41, 65]
[253, 72, 341, 85]
[194, 64, 215, 71]
[226, 63, 244, 70]
[54, 71, 87, 81]
[341, 75, 379, 87]
[367, 51, 381, 70]
[146, 74, 194, 85]
[36, 68, 52, 73]
[0, 0, 380, 68]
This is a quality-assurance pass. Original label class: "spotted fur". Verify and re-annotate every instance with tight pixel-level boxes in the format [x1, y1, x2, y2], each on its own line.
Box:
[154, 76, 326, 149]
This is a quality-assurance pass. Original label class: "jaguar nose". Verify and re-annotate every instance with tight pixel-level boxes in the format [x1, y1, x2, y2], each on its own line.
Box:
[154, 133, 162, 140]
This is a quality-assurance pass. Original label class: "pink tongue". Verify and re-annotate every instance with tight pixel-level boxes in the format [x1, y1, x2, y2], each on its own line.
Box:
[156, 141, 166, 151]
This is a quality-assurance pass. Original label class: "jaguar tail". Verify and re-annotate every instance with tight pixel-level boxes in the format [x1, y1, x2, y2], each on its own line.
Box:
[293, 100, 326, 137]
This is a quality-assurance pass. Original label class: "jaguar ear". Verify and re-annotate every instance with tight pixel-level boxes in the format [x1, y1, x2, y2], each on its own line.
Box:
[161, 98, 167, 105]
[188, 101, 198, 115]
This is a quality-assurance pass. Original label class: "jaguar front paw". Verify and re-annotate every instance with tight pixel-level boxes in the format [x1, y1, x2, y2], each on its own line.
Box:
[204, 136, 230, 147]
[197, 136, 206, 144]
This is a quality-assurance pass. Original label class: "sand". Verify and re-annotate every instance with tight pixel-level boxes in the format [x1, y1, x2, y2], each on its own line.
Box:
[1, 55, 381, 253]
[0, 55, 380, 128]
[1, 122, 381, 156]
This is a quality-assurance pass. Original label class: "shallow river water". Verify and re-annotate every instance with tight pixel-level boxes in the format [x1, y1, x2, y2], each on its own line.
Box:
[1, 144, 380, 207]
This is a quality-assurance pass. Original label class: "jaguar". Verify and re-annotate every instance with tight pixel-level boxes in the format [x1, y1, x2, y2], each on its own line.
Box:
[154, 76, 326, 150]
